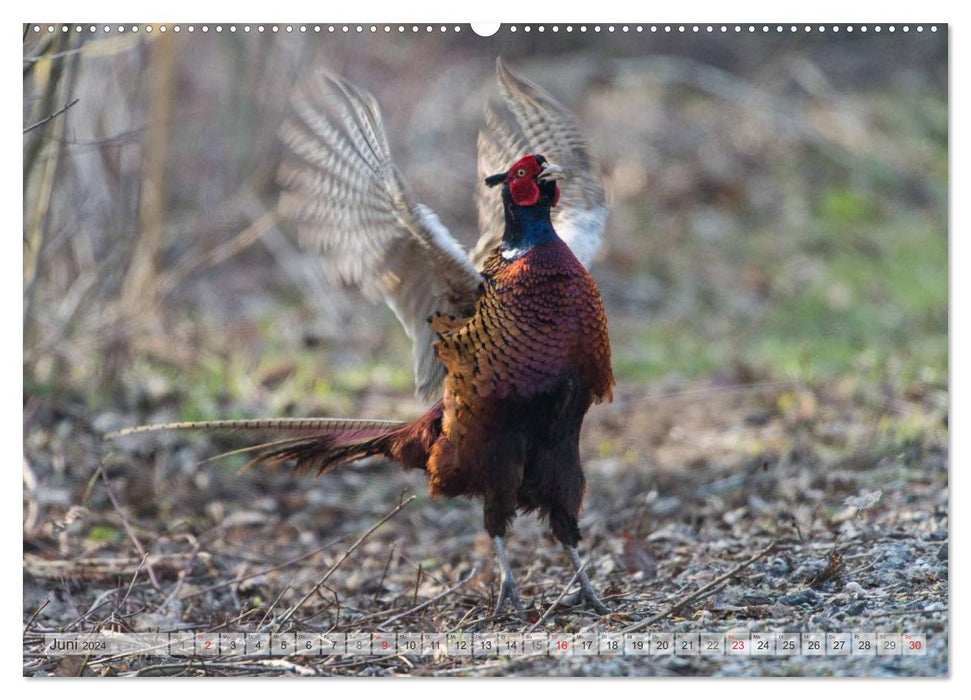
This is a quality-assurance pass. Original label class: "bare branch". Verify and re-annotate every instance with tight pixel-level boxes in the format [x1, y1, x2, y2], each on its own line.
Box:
[23, 97, 78, 134]
[24, 46, 84, 64]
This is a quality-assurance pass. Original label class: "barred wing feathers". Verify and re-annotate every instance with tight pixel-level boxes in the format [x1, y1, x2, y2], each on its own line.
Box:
[278, 71, 482, 401]
[472, 57, 608, 269]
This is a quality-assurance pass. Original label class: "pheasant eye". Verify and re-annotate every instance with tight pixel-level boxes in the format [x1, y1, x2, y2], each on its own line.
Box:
[515, 168, 527, 178]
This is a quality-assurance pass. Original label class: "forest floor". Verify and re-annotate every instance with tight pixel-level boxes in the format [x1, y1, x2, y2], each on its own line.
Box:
[23, 369, 948, 677]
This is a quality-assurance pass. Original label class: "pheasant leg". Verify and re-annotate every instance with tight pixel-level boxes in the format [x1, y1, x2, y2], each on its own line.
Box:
[492, 536, 526, 619]
[565, 545, 610, 615]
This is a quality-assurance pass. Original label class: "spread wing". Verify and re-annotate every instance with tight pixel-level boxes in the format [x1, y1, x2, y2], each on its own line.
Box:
[471, 57, 608, 269]
[278, 70, 483, 402]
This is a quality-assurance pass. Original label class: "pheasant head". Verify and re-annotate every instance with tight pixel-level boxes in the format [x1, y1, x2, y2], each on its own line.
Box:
[485, 153, 564, 208]
[485, 154, 565, 259]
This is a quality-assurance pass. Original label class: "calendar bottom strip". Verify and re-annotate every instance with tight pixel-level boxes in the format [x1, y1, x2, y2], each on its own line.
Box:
[40, 631, 927, 658]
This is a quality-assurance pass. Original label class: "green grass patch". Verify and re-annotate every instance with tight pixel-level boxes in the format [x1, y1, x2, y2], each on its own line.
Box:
[611, 212, 946, 389]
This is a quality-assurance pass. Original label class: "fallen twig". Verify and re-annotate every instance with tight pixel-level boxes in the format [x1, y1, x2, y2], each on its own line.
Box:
[257, 581, 294, 629]
[621, 539, 778, 633]
[377, 566, 478, 631]
[274, 494, 417, 628]
[128, 661, 277, 677]
[528, 562, 588, 632]
[411, 562, 422, 606]
[373, 542, 398, 605]
[431, 659, 518, 676]
[120, 553, 151, 612]
[156, 536, 202, 614]
[64, 597, 113, 632]
[181, 539, 341, 600]
[22, 600, 49, 636]
[447, 604, 485, 632]
[24, 552, 197, 580]
[99, 466, 162, 591]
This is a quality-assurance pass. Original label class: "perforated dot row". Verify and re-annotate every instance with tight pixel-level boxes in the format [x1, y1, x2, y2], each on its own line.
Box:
[29, 24, 940, 34]
[29, 24, 465, 34]
[509, 24, 938, 34]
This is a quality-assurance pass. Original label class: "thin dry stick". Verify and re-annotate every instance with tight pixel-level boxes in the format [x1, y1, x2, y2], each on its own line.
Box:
[620, 539, 778, 634]
[119, 553, 150, 612]
[275, 495, 417, 628]
[528, 562, 588, 632]
[22, 600, 50, 636]
[377, 567, 478, 631]
[411, 563, 423, 605]
[372, 542, 398, 605]
[156, 537, 201, 614]
[99, 466, 161, 591]
[23, 97, 79, 133]
[431, 659, 517, 677]
[201, 607, 262, 634]
[257, 581, 295, 629]
[64, 597, 113, 632]
[448, 606, 485, 633]
[181, 539, 341, 600]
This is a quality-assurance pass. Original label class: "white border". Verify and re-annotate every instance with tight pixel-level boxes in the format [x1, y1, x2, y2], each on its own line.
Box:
[9, 0, 960, 695]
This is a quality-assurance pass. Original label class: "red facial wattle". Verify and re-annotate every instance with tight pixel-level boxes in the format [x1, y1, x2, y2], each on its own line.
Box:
[510, 178, 540, 206]
[505, 154, 558, 207]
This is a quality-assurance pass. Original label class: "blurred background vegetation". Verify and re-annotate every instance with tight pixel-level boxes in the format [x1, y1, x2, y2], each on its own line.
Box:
[23, 25, 946, 443]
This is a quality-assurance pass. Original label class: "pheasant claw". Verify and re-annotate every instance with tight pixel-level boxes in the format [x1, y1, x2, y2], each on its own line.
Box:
[566, 545, 610, 615]
[492, 536, 527, 620]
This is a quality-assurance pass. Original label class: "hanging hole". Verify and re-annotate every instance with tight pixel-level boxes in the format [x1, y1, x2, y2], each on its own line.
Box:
[470, 23, 500, 37]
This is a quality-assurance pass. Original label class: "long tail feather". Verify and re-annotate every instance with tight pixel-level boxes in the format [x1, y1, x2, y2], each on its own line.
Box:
[104, 416, 411, 477]
[103, 417, 406, 441]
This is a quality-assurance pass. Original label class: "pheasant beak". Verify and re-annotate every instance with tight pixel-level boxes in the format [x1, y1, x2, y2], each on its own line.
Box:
[538, 161, 565, 183]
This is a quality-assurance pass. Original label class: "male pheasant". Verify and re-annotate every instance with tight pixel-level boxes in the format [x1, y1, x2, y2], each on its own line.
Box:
[110, 59, 613, 618]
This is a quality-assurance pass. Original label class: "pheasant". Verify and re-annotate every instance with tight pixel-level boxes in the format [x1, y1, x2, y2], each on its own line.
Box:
[109, 58, 613, 618]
